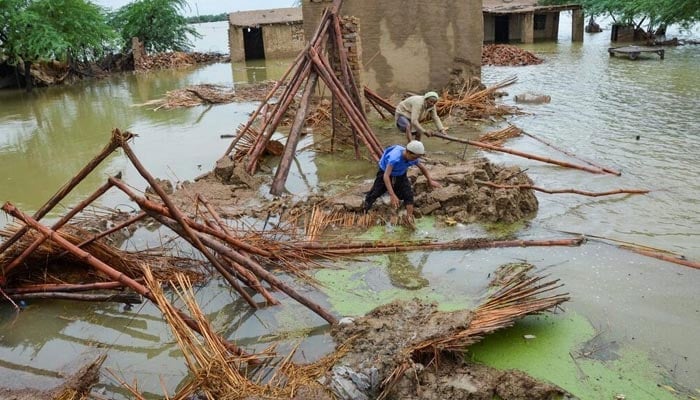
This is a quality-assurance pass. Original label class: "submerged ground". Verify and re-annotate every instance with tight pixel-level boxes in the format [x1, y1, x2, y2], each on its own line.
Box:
[1, 18, 699, 399]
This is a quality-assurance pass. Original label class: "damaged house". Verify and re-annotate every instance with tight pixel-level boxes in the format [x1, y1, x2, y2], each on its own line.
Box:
[228, 8, 306, 62]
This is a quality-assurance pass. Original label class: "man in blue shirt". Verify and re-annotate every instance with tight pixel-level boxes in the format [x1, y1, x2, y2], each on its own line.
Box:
[363, 140, 441, 222]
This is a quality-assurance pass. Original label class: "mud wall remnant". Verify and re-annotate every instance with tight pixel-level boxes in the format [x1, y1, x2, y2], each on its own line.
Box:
[303, 0, 483, 95]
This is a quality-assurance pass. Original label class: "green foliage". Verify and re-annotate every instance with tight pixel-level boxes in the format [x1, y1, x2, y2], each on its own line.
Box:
[538, 0, 700, 30]
[0, 0, 115, 65]
[110, 0, 202, 53]
[185, 12, 227, 24]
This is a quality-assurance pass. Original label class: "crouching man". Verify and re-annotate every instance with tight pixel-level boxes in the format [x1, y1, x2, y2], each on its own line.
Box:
[363, 140, 441, 222]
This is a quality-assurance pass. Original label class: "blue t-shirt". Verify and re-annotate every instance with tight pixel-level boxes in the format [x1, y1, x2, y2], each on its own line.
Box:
[378, 145, 420, 176]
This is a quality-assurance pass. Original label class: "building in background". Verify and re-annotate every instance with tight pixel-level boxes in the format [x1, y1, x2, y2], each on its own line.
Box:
[228, 8, 305, 62]
[483, 0, 583, 43]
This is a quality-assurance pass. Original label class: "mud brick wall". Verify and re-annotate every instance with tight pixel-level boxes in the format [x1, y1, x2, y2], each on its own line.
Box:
[303, 0, 483, 96]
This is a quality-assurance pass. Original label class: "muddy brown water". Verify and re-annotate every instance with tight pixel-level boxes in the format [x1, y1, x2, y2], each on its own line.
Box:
[1, 18, 699, 398]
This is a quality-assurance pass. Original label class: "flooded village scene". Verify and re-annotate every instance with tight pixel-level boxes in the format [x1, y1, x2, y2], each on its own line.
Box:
[1, 0, 699, 398]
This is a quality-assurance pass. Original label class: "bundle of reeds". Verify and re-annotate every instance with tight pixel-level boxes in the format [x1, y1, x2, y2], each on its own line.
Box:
[0, 223, 202, 285]
[477, 124, 523, 146]
[135, 268, 342, 400]
[136, 84, 238, 110]
[379, 273, 569, 399]
[436, 76, 521, 120]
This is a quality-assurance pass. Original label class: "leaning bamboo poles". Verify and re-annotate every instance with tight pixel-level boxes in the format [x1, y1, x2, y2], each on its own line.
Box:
[224, 0, 382, 195]
[1, 202, 251, 358]
[0, 129, 132, 256]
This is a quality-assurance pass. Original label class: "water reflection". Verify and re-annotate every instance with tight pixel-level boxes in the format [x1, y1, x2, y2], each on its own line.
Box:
[387, 252, 430, 290]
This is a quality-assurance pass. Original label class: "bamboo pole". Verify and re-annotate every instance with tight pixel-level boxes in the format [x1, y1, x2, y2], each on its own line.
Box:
[246, 60, 313, 173]
[271, 72, 319, 195]
[1, 202, 252, 359]
[225, 6, 333, 158]
[296, 237, 584, 255]
[109, 178, 274, 258]
[5, 280, 140, 294]
[118, 142, 258, 309]
[2, 177, 117, 276]
[0, 129, 131, 255]
[224, 56, 306, 157]
[321, 54, 383, 154]
[432, 133, 607, 174]
[6, 292, 143, 304]
[521, 131, 621, 175]
[74, 211, 148, 249]
[476, 181, 649, 197]
[315, 50, 383, 155]
[196, 195, 279, 306]
[619, 246, 700, 270]
[331, 14, 361, 159]
[147, 211, 338, 325]
[364, 86, 396, 114]
[309, 50, 381, 160]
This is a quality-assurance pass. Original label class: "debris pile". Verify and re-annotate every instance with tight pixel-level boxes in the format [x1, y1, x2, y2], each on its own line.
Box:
[331, 263, 571, 400]
[135, 51, 228, 71]
[113, 262, 572, 400]
[482, 44, 544, 66]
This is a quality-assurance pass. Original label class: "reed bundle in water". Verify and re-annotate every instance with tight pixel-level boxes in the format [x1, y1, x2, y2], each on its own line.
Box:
[379, 272, 569, 399]
[139, 268, 344, 399]
[0, 223, 201, 285]
[477, 125, 523, 146]
[435, 76, 521, 120]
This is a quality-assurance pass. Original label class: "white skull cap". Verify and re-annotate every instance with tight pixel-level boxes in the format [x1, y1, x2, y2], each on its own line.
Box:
[406, 140, 425, 155]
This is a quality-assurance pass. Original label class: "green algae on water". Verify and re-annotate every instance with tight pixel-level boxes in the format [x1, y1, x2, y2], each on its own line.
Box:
[467, 312, 684, 400]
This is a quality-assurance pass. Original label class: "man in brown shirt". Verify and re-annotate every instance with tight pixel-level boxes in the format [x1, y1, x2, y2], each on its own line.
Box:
[394, 91, 446, 142]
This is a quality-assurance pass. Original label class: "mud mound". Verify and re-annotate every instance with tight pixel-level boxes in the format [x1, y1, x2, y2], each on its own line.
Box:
[329, 157, 538, 224]
[329, 299, 571, 400]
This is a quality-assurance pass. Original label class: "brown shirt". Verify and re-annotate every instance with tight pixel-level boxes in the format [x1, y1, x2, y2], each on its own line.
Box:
[395, 95, 445, 134]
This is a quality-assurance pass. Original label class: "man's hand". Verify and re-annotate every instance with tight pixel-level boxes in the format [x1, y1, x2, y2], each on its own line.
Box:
[425, 131, 433, 137]
[428, 179, 442, 189]
[390, 194, 400, 208]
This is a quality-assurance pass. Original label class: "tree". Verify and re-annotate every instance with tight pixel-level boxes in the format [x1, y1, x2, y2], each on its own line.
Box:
[109, 0, 201, 53]
[0, 0, 116, 91]
[539, 0, 700, 33]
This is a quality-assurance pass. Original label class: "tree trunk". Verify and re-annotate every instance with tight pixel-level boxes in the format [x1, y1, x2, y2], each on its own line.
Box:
[24, 60, 32, 92]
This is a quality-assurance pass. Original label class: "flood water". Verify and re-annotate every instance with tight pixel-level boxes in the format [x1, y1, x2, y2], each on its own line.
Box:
[1, 16, 699, 398]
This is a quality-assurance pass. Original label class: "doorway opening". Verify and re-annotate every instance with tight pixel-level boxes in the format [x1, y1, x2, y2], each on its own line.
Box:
[494, 15, 510, 43]
[243, 27, 265, 60]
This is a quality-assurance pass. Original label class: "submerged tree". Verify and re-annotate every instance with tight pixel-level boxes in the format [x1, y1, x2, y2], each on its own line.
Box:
[0, 0, 115, 91]
[109, 0, 201, 53]
[539, 0, 700, 33]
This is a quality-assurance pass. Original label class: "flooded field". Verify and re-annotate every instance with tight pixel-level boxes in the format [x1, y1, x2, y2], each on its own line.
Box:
[1, 16, 699, 399]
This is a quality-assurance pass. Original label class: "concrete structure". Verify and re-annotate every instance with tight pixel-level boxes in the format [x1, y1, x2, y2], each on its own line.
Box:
[303, 0, 483, 95]
[483, 0, 583, 43]
[229, 8, 305, 62]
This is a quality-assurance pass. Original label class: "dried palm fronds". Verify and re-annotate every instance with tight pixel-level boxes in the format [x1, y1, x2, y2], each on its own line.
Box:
[436, 76, 521, 120]
[0, 223, 202, 285]
[304, 206, 384, 242]
[138, 268, 344, 400]
[379, 272, 569, 399]
[477, 124, 523, 146]
[135, 84, 238, 110]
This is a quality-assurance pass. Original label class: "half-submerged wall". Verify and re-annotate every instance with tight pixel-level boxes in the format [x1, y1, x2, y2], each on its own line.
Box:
[303, 0, 483, 95]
